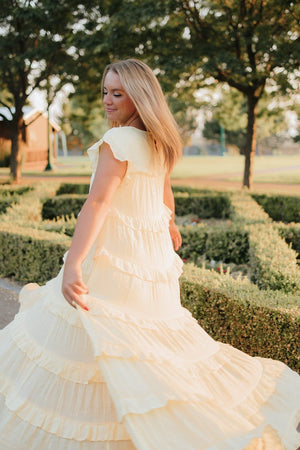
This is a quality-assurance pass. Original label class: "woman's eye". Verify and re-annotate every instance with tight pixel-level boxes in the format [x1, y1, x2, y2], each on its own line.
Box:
[113, 93, 121, 97]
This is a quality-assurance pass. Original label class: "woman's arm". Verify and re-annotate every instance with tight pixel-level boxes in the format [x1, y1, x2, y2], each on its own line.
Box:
[164, 174, 182, 251]
[62, 142, 127, 310]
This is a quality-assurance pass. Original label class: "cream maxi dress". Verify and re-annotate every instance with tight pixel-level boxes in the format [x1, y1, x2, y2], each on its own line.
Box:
[0, 126, 299, 450]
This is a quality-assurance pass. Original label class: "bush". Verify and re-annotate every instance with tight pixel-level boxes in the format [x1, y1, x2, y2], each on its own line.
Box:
[0, 225, 70, 284]
[0, 197, 19, 215]
[205, 225, 249, 264]
[42, 195, 86, 220]
[0, 186, 33, 215]
[276, 223, 300, 259]
[231, 193, 300, 292]
[178, 227, 208, 261]
[172, 186, 214, 195]
[0, 185, 33, 197]
[42, 191, 232, 221]
[252, 193, 300, 223]
[56, 183, 90, 196]
[178, 224, 249, 265]
[248, 223, 300, 293]
[175, 193, 231, 218]
[181, 264, 300, 373]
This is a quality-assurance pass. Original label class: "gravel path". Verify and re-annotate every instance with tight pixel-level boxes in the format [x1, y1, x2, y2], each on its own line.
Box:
[0, 278, 23, 329]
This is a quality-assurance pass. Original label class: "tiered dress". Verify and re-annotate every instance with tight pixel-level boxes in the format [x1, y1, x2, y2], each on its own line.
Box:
[0, 126, 299, 449]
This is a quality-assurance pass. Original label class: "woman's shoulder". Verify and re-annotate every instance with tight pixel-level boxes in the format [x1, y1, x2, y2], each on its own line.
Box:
[88, 126, 156, 174]
[102, 126, 148, 147]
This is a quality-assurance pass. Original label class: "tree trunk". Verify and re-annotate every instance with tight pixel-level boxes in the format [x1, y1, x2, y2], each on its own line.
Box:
[10, 114, 23, 183]
[243, 93, 259, 189]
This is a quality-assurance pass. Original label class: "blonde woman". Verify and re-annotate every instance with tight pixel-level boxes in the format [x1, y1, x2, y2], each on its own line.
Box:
[0, 59, 299, 449]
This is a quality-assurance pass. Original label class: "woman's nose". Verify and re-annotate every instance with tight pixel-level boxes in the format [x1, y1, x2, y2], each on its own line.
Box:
[103, 94, 112, 105]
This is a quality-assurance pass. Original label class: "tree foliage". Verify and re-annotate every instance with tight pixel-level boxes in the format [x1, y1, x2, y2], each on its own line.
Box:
[0, 0, 107, 182]
[95, 0, 299, 188]
[203, 87, 287, 153]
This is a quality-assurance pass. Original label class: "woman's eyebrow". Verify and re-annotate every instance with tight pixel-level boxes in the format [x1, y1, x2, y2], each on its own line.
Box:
[103, 87, 125, 92]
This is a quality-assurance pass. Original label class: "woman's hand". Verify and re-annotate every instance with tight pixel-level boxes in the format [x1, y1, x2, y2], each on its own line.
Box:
[169, 221, 182, 251]
[62, 263, 89, 310]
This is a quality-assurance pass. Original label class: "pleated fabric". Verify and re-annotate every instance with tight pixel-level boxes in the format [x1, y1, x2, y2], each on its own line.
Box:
[0, 126, 299, 449]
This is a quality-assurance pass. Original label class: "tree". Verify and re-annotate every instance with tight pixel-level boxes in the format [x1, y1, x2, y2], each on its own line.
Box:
[0, 0, 105, 182]
[202, 86, 287, 154]
[62, 92, 108, 149]
[98, 0, 299, 188]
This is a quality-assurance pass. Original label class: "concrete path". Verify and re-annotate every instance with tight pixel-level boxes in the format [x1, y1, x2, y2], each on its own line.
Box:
[0, 278, 22, 329]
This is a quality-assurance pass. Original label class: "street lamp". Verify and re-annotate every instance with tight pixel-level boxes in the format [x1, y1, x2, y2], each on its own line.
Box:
[44, 82, 53, 171]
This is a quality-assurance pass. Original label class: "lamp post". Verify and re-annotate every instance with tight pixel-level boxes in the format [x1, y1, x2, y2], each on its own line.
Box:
[44, 82, 53, 171]
[220, 125, 226, 156]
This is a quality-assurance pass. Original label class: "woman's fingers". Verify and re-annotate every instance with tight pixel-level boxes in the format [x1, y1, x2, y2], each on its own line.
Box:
[63, 286, 89, 311]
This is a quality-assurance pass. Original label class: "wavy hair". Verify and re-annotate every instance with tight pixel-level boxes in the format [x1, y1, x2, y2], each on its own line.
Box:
[101, 59, 182, 172]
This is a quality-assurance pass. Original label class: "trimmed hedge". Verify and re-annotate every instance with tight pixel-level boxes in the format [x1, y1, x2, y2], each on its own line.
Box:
[0, 225, 70, 284]
[0, 185, 33, 197]
[56, 183, 210, 196]
[42, 195, 86, 220]
[252, 193, 300, 223]
[231, 193, 300, 293]
[174, 193, 231, 218]
[248, 223, 300, 293]
[56, 183, 90, 196]
[0, 185, 33, 215]
[1, 182, 299, 372]
[276, 223, 300, 258]
[178, 224, 249, 265]
[0, 197, 19, 215]
[181, 264, 300, 373]
[172, 185, 214, 195]
[42, 192, 232, 221]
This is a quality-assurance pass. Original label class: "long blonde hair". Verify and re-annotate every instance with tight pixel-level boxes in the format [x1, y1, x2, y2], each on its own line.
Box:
[101, 59, 182, 172]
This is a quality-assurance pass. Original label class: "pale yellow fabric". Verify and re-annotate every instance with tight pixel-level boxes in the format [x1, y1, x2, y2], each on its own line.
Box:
[0, 126, 299, 449]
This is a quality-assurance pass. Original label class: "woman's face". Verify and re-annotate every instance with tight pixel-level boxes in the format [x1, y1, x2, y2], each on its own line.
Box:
[103, 71, 137, 125]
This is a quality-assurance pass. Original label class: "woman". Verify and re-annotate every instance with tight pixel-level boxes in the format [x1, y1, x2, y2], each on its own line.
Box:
[0, 59, 299, 449]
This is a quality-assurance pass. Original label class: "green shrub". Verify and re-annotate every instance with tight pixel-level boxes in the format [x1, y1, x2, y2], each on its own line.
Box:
[276, 223, 300, 258]
[181, 264, 300, 373]
[43, 192, 231, 221]
[230, 192, 271, 224]
[0, 225, 70, 284]
[248, 223, 300, 293]
[0, 185, 33, 197]
[0, 197, 19, 215]
[252, 193, 300, 223]
[42, 195, 86, 220]
[56, 183, 90, 196]
[205, 225, 249, 264]
[178, 224, 249, 265]
[0, 185, 33, 215]
[175, 193, 231, 218]
[178, 227, 208, 261]
[231, 193, 300, 292]
[172, 186, 214, 195]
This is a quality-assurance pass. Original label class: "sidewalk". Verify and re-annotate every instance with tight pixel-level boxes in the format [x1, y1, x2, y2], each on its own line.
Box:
[0, 278, 23, 329]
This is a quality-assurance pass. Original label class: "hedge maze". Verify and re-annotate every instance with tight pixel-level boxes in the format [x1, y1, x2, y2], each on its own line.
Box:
[0, 183, 299, 372]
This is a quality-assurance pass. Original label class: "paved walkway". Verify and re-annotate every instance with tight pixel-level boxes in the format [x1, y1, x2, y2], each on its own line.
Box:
[0, 278, 22, 329]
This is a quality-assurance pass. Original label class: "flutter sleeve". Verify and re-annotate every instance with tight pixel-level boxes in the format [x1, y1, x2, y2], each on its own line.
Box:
[87, 127, 152, 175]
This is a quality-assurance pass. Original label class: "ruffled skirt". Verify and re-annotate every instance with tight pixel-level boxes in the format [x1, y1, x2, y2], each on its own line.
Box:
[0, 267, 299, 450]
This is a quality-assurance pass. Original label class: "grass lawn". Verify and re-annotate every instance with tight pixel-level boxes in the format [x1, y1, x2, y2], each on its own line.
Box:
[1, 154, 299, 186]
[172, 155, 300, 184]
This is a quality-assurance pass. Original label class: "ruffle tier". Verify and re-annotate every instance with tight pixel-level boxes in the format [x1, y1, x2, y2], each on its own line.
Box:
[107, 204, 172, 233]
[1, 280, 300, 449]
[92, 247, 183, 283]
[0, 298, 135, 447]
